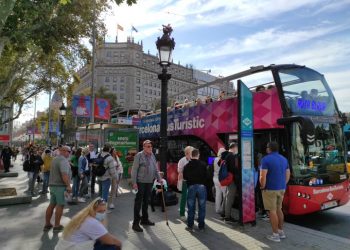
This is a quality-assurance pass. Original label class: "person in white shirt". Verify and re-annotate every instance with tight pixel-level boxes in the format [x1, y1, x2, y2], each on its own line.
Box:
[213, 148, 227, 214]
[55, 197, 122, 250]
[178, 146, 193, 218]
[177, 146, 193, 191]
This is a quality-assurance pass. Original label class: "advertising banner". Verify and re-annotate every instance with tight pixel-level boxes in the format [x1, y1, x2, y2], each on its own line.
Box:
[105, 129, 139, 178]
[94, 98, 110, 120]
[238, 79, 256, 224]
[72, 95, 91, 117]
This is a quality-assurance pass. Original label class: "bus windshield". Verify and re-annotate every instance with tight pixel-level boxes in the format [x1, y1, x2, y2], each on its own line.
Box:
[291, 122, 347, 184]
[278, 67, 336, 116]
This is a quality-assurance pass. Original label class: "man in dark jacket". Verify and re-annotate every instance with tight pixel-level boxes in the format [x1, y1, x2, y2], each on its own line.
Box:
[183, 148, 208, 232]
[1, 146, 13, 172]
[27, 149, 44, 196]
[223, 142, 239, 222]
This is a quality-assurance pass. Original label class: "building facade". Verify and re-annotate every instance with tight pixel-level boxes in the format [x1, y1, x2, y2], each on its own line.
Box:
[74, 39, 227, 116]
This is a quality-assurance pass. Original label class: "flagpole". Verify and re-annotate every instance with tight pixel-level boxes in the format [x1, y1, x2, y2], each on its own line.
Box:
[91, 0, 97, 124]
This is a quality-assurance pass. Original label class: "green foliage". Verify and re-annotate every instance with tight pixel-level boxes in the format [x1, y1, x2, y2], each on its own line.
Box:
[0, 0, 137, 126]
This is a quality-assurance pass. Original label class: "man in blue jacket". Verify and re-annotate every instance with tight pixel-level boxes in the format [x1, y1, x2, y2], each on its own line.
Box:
[260, 142, 290, 242]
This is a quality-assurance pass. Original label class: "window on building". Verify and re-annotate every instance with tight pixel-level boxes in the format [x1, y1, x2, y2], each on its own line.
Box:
[105, 77, 110, 82]
[113, 77, 117, 82]
[120, 93, 124, 99]
[136, 86, 140, 92]
[113, 85, 118, 91]
[121, 77, 125, 83]
[136, 95, 140, 100]
[106, 51, 112, 57]
[120, 84, 125, 91]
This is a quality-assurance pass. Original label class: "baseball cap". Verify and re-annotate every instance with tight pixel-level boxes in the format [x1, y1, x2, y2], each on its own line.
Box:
[229, 142, 237, 148]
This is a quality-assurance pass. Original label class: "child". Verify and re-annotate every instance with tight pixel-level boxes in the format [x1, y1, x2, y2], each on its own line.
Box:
[151, 172, 168, 212]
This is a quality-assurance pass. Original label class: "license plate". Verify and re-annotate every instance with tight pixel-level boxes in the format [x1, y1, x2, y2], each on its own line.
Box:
[321, 200, 338, 210]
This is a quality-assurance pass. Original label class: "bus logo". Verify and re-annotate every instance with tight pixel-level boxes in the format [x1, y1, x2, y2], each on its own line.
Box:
[327, 193, 334, 201]
[243, 118, 252, 127]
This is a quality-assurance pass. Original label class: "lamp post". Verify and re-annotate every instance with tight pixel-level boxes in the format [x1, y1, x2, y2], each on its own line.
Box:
[156, 24, 175, 179]
[59, 102, 67, 145]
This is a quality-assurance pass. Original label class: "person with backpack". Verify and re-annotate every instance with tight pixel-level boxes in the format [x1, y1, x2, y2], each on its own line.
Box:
[87, 143, 98, 196]
[95, 145, 116, 208]
[223, 142, 239, 223]
[41, 149, 53, 195]
[213, 148, 227, 214]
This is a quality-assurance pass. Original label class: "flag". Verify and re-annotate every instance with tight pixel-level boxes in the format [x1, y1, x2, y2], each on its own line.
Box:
[41, 122, 46, 134]
[131, 25, 138, 32]
[94, 98, 110, 120]
[49, 121, 53, 133]
[72, 95, 91, 117]
[117, 24, 124, 31]
[56, 121, 60, 135]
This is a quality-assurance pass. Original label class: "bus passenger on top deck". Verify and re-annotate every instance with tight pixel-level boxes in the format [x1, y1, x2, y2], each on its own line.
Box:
[195, 97, 203, 106]
[218, 91, 225, 101]
[256, 85, 266, 92]
[300, 90, 308, 99]
[205, 96, 213, 104]
[183, 98, 190, 108]
[310, 89, 319, 100]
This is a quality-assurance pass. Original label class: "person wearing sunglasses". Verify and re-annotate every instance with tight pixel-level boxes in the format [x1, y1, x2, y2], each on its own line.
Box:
[131, 140, 161, 232]
[44, 145, 72, 233]
[55, 198, 122, 250]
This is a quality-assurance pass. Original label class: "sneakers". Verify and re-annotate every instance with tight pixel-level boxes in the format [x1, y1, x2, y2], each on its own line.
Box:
[132, 224, 143, 232]
[185, 226, 195, 232]
[198, 227, 205, 232]
[266, 233, 281, 242]
[53, 225, 64, 233]
[261, 214, 270, 221]
[109, 203, 115, 209]
[77, 197, 86, 203]
[43, 224, 53, 232]
[140, 220, 155, 226]
[278, 230, 286, 239]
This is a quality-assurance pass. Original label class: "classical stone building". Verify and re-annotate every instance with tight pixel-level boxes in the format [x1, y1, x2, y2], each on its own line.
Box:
[74, 38, 235, 116]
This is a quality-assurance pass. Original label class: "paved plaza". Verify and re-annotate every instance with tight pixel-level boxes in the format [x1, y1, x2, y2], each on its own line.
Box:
[1, 159, 350, 250]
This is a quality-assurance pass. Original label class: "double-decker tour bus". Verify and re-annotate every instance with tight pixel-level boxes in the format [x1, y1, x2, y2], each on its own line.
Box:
[137, 64, 350, 215]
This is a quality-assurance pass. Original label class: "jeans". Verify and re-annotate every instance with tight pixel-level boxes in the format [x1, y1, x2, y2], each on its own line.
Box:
[28, 171, 39, 194]
[72, 175, 81, 198]
[42, 172, 50, 193]
[213, 177, 227, 214]
[79, 175, 89, 197]
[187, 184, 207, 229]
[133, 182, 152, 224]
[101, 179, 111, 202]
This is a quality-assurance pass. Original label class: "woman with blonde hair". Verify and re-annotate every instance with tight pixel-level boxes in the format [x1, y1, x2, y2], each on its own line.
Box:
[55, 197, 122, 250]
[213, 148, 228, 214]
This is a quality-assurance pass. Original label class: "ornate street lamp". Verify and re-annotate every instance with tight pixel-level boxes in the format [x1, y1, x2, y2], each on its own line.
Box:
[156, 24, 175, 179]
[59, 102, 67, 144]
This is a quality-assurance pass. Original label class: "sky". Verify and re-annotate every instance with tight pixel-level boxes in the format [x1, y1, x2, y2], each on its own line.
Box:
[19, 0, 350, 124]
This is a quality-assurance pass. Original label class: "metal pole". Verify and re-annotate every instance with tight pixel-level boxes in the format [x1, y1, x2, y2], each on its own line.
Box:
[158, 66, 171, 180]
[48, 81, 51, 146]
[33, 95, 36, 144]
[90, 0, 96, 123]
[60, 117, 65, 145]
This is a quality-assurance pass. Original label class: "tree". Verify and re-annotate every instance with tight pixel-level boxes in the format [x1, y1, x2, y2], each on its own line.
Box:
[0, 0, 137, 126]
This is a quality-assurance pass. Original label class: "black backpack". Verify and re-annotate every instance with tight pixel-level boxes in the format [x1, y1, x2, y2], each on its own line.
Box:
[91, 154, 110, 177]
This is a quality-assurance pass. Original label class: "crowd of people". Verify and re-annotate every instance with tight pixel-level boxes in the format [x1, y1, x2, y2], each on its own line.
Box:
[1, 137, 290, 248]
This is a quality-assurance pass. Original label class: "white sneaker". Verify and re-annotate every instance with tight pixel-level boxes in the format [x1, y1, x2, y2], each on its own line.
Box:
[109, 203, 115, 209]
[266, 234, 280, 242]
[278, 230, 286, 239]
[77, 197, 86, 203]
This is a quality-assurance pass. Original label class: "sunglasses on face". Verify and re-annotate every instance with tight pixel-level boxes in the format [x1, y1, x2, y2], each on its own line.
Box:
[144, 145, 152, 148]
[94, 198, 106, 206]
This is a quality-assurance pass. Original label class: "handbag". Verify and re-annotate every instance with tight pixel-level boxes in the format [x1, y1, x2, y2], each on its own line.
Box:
[23, 159, 31, 172]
